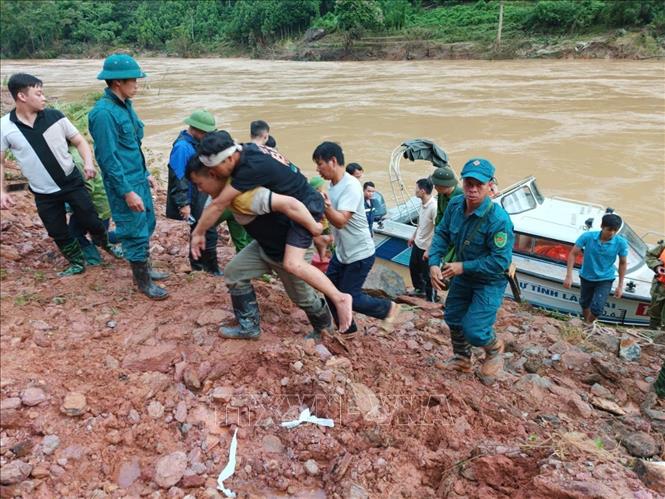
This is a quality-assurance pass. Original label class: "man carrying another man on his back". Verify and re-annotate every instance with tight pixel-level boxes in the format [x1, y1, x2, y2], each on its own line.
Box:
[564, 213, 628, 323]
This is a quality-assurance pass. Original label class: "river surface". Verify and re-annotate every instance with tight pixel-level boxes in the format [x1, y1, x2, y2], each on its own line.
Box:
[1, 58, 663, 238]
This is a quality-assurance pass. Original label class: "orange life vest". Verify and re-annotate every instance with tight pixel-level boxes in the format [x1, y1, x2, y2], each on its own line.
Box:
[658, 248, 665, 284]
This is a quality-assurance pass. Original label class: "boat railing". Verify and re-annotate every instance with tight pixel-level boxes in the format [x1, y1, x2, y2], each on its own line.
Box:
[388, 145, 421, 224]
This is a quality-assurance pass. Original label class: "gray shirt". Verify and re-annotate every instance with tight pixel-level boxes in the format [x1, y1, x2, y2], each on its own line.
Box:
[328, 172, 375, 264]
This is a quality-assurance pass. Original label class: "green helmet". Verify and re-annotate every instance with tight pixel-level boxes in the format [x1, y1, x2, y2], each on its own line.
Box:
[97, 54, 147, 80]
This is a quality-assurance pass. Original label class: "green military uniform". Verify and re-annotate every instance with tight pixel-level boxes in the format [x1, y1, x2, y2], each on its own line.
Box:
[436, 185, 463, 226]
[217, 208, 252, 253]
[645, 240, 665, 329]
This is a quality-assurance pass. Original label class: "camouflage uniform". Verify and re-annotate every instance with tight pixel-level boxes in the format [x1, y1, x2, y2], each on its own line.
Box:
[645, 240, 665, 329]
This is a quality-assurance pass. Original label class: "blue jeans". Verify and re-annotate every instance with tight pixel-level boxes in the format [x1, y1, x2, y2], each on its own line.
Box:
[444, 276, 506, 347]
[325, 253, 391, 332]
[579, 277, 612, 318]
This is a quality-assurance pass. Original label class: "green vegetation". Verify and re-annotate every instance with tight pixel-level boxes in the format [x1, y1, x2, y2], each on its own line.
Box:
[0, 0, 663, 58]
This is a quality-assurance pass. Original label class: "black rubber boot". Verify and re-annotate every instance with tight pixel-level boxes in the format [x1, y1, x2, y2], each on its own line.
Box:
[445, 326, 472, 372]
[304, 298, 334, 340]
[130, 261, 169, 300]
[201, 249, 223, 276]
[220, 288, 261, 339]
[649, 316, 661, 330]
[58, 239, 86, 277]
[189, 254, 205, 272]
[148, 259, 169, 281]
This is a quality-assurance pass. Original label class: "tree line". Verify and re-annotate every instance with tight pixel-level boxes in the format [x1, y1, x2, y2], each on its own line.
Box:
[1, 0, 663, 58]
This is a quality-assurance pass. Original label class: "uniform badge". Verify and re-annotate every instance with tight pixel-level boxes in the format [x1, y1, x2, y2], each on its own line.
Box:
[494, 232, 507, 248]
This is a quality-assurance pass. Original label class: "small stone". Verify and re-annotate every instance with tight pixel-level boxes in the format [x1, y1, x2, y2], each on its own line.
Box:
[57, 458, 68, 467]
[326, 356, 352, 370]
[590, 383, 613, 400]
[30, 464, 50, 478]
[619, 336, 641, 361]
[621, 432, 658, 458]
[41, 435, 60, 455]
[304, 459, 319, 476]
[174, 401, 187, 423]
[154, 451, 187, 488]
[10, 439, 33, 458]
[1, 460, 32, 485]
[303, 339, 317, 356]
[406, 339, 419, 350]
[183, 367, 201, 391]
[50, 464, 65, 477]
[0, 397, 21, 410]
[318, 370, 334, 383]
[105, 430, 122, 445]
[116, 459, 141, 488]
[148, 400, 165, 419]
[128, 409, 140, 424]
[106, 320, 117, 329]
[291, 361, 303, 372]
[20, 387, 47, 406]
[262, 435, 284, 454]
[423, 341, 433, 351]
[105, 355, 120, 369]
[210, 386, 233, 403]
[280, 377, 289, 386]
[60, 392, 86, 416]
[314, 344, 332, 362]
[590, 397, 625, 416]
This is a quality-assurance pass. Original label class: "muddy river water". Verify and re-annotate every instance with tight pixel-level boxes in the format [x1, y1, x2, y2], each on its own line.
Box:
[1, 58, 663, 238]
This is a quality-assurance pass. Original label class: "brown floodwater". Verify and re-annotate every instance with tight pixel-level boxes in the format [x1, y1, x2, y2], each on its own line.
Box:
[1, 58, 663, 239]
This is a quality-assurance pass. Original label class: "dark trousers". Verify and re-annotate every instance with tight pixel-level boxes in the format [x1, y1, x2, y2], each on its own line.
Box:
[409, 244, 434, 300]
[69, 216, 116, 247]
[33, 177, 106, 252]
[325, 253, 391, 332]
[190, 188, 218, 251]
[579, 277, 613, 318]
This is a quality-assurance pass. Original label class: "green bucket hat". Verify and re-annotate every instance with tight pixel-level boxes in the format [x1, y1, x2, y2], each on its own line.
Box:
[430, 167, 458, 187]
[184, 110, 216, 133]
[309, 176, 326, 190]
[97, 54, 146, 80]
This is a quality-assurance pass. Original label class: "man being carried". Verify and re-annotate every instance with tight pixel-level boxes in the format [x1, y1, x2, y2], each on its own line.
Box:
[564, 213, 627, 323]
[190, 131, 353, 332]
[186, 159, 333, 340]
[314, 142, 400, 338]
[429, 158, 513, 382]
[1, 73, 120, 276]
[250, 120, 270, 146]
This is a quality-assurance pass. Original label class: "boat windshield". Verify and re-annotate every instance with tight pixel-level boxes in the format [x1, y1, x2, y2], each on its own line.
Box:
[619, 222, 647, 268]
[501, 185, 539, 214]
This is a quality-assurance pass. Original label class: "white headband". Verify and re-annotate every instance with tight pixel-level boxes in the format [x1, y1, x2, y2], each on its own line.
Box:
[199, 143, 242, 167]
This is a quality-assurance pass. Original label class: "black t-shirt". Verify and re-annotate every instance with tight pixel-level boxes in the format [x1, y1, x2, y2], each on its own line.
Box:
[231, 143, 323, 217]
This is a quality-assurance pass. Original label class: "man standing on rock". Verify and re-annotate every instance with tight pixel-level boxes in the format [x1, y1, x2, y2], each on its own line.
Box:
[89, 54, 169, 300]
[429, 158, 513, 382]
[313, 142, 400, 338]
[0, 73, 121, 276]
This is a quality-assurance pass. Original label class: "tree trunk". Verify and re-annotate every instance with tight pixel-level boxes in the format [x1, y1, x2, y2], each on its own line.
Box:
[496, 0, 504, 48]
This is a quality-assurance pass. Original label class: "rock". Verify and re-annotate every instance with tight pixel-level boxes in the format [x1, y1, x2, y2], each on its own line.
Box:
[524, 357, 544, 374]
[362, 265, 406, 300]
[116, 459, 141, 488]
[291, 361, 303, 372]
[61, 444, 86, 460]
[618, 336, 641, 361]
[30, 465, 49, 479]
[304, 459, 319, 476]
[621, 431, 659, 458]
[515, 374, 551, 399]
[148, 400, 164, 419]
[154, 452, 187, 488]
[589, 333, 620, 354]
[181, 471, 206, 488]
[350, 383, 382, 421]
[20, 387, 47, 406]
[60, 392, 87, 416]
[41, 435, 60, 455]
[210, 386, 233, 403]
[590, 397, 625, 416]
[533, 476, 616, 498]
[346, 483, 369, 499]
[183, 367, 201, 391]
[406, 339, 419, 350]
[314, 344, 332, 362]
[0, 398, 21, 410]
[591, 357, 625, 382]
[128, 409, 141, 424]
[195, 309, 230, 326]
[303, 27, 326, 43]
[318, 370, 335, 383]
[30, 320, 51, 331]
[326, 356, 352, 370]
[548, 341, 570, 355]
[560, 350, 591, 370]
[105, 355, 119, 369]
[262, 435, 284, 454]
[634, 460, 665, 494]
[174, 401, 187, 423]
[10, 439, 33, 458]
[590, 383, 613, 400]
[0, 460, 32, 485]
[121, 343, 179, 373]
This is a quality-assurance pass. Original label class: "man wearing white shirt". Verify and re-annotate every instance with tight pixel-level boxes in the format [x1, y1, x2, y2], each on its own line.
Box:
[408, 178, 437, 301]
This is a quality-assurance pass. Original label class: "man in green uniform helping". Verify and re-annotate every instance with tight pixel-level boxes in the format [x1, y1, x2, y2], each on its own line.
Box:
[428, 158, 513, 382]
[89, 54, 169, 300]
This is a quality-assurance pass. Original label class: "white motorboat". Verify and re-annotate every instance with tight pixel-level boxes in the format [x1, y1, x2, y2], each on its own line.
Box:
[373, 140, 656, 326]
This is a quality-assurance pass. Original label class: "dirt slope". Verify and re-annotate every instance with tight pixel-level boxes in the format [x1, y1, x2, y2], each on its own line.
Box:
[1, 186, 664, 498]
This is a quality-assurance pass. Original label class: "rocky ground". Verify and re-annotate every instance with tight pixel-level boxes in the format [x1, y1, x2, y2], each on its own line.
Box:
[1, 181, 664, 498]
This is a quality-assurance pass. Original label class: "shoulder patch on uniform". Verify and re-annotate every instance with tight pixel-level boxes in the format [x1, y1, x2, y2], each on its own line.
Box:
[494, 231, 507, 248]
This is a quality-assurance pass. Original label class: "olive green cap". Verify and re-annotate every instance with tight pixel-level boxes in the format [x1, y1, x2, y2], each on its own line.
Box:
[184, 109, 216, 133]
[430, 167, 458, 187]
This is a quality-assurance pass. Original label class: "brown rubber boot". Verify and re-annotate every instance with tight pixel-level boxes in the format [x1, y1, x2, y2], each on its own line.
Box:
[479, 338, 504, 378]
[444, 355, 473, 373]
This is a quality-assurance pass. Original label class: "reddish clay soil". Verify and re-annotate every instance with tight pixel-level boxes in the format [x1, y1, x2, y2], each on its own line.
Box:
[1, 185, 664, 498]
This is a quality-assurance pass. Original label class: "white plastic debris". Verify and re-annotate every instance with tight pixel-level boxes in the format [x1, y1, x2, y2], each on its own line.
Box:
[216, 428, 238, 497]
[280, 408, 334, 429]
